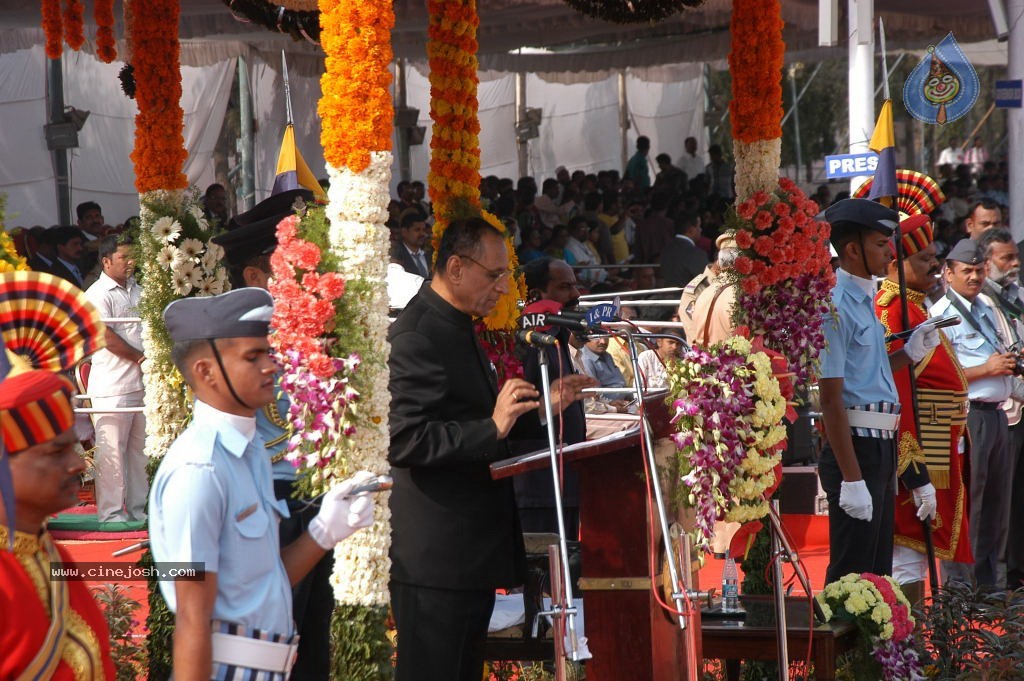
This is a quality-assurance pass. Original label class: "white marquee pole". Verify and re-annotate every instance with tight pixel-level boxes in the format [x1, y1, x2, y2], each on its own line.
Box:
[848, 0, 875, 196]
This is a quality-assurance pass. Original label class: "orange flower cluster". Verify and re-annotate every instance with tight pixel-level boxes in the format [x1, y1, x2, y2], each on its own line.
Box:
[479, 209, 526, 331]
[62, 0, 85, 51]
[318, 0, 395, 173]
[270, 215, 347, 378]
[94, 0, 117, 63]
[728, 0, 784, 144]
[42, 0, 62, 59]
[732, 178, 832, 294]
[426, 0, 482, 225]
[128, 0, 188, 193]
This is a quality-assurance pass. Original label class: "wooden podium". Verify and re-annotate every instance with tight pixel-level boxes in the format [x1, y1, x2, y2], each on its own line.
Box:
[491, 392, 691, 680]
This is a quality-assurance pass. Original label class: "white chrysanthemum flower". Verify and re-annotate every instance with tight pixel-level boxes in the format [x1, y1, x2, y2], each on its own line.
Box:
[171, 270, 193, 296]
[153, 216, 182, 243]
[178, 238, 204, 262]
[156, 245, 177, 269]
[196, 276, 216, 297]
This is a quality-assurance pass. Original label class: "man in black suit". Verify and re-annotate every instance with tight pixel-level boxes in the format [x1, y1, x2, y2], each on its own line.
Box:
[390, 211, 432, 278]
[513, 257, 596, 535]
[659, 211, 709, 288]
[47, 226, 87, 288]
[388, 217, 591, 681]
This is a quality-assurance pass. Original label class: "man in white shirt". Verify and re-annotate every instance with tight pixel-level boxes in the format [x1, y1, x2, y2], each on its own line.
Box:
[937, 136, 965, 169]
[678, 136, 705, 183]
[84, 235, 147, 523]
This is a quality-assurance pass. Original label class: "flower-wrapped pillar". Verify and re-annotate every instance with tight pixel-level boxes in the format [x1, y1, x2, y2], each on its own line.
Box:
[318, 0, 395, 676]
[427, 0, 526, 371]
[124, 0, 226, 675]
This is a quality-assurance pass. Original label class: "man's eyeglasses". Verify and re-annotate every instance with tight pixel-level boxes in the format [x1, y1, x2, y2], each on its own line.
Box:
[458, 254, 515, 284]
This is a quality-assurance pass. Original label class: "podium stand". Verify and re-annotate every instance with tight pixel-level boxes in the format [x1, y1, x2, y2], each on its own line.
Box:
[491, 392, 690, 681]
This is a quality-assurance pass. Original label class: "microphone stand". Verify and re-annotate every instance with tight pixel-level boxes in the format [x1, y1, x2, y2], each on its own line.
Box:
[618, 328, 691, 631]
[533, 342, 582, 676]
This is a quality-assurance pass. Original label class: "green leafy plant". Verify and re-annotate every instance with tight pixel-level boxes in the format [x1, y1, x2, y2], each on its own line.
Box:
[92, 582, 147, 681]
[912, 583, 1024, 680]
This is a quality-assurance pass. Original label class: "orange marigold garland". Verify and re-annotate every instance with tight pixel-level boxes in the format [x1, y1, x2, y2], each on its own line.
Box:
[41, 0, 63, 59]
[129, 0, 188, 193]
[62, 0, 85, 51]
[425, 0, 524, 334]
[318, 0, 394, 173]
[426, 0, 482, 223]
[728, 0, 784, 144]
[94, 0, 117, 63]
[729, 0, 785, 200]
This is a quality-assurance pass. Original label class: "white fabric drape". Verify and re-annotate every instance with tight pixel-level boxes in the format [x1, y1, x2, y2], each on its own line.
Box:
[0, 45, 235, 229]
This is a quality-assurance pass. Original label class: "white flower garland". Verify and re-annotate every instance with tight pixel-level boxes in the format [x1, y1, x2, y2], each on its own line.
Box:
[138, 188, 228, 461]
[733, 138, 782, 203]
[324, 152, 393, 607]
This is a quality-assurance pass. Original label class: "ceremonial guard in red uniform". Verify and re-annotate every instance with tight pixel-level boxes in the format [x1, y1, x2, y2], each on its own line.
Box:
[874, 215, 972, 604]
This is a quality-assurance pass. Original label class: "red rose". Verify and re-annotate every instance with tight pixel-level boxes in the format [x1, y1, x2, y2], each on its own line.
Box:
[734, 256, 754, 274]
[741, 277, 761, 295]
[754, 235, 775, 256]
[773, 202, 791, 217]
[752, 190, 771, 206]
[735, 230, 754, 249]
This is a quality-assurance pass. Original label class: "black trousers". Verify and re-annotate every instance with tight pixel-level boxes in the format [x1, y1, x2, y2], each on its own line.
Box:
[390, 581, 496, 681]
[950, 407, 1011, 588]
[818, 435, 896, 584]
[275, 480, 334, 681]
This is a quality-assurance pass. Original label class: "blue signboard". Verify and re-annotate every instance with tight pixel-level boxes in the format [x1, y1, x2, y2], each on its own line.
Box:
[824, 152, 879, 179]
[995, 79, 1022, 108]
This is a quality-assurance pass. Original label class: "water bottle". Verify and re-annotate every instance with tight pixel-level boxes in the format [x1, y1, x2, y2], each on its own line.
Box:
[721, 553, 740, 613]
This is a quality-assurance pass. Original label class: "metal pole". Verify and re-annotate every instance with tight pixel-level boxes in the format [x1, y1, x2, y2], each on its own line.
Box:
[780, 61, 824, 127]
[848, 0, 875, 196]
[48, 56, 71, 227]
[618, 71, 629, 173]
[770, 499, 790, 681]
[515, 72, 528, 178]
[535, 347, 581, 661]
[789, 65, 803, 183]
[1010, 0, 1024, 242]
[237, 55, 255, 211]
[281, 50, 293, 126]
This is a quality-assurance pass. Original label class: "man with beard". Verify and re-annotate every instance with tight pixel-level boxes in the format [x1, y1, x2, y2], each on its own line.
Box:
[975, 228, 1024, 589]
[874, 214, 971, 604]
[818, 199, 941, 582]
[929, 239, 1017, 587]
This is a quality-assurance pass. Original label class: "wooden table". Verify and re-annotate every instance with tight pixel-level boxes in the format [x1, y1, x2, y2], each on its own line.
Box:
[701, 613, 857, 681]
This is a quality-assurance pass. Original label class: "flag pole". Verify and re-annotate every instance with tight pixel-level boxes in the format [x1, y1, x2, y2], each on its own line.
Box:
[282, 49, 294, 126]
[878, 17, 940, 595]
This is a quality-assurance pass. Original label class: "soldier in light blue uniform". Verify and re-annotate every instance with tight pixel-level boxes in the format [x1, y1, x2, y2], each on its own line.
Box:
[149, 288, 375, 681]
[929, 238, 1016, 587]
[213, 189, 336, 680]
[818, 199, 939, 584]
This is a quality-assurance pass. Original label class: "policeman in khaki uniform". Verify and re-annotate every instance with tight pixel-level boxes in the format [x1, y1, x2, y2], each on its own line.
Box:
[818, 199, 940, 584]
[149, 288, 376, 681]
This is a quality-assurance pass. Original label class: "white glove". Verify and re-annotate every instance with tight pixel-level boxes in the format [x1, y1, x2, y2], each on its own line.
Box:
[839, 480, 873, 521]
[912, 482, 937, 522]
[904, 321, 941, 363]
[308, 471, 377, 550]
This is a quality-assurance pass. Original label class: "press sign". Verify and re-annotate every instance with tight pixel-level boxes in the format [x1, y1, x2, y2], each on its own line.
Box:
[824, 152, 880, 179]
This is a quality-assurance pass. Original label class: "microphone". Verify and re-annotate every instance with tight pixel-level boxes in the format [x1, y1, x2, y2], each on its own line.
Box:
[520, 299, 594, 334]
[515, 328, 558, 347]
